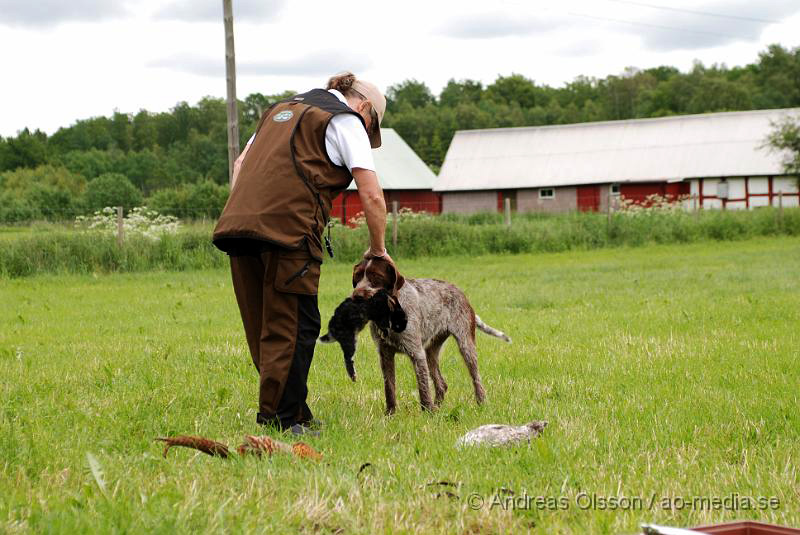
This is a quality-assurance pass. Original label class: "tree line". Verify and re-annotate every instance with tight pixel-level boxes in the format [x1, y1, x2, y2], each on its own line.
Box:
[0, 44, 798, 223]
[384, 44, 799, 171]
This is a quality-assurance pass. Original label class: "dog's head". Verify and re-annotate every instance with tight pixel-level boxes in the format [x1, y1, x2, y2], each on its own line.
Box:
[352, 257, 405, 300]
[366, 289, 408, 334]
[318, 297, 369, 381]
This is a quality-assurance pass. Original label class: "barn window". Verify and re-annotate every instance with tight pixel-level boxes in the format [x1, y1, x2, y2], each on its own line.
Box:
[539, 188, 555, 199]
[610, 183, 620, 196]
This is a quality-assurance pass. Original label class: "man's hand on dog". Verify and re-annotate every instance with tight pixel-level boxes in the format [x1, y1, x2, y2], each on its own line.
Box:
[363, 247, 394, 266]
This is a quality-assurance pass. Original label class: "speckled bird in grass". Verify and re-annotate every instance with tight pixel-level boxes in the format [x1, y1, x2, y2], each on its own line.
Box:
[456, 421, 548, 447]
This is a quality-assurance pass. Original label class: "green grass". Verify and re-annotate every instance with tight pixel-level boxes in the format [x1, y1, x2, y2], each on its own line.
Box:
[1, 237, 799, 534]
[2, 208, 799, 278]
[0, 225, 39, 241]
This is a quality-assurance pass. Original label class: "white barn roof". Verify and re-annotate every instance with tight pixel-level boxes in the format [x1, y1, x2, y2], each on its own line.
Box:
[434, 108, 799, 192]
[347, 128, 436, 190]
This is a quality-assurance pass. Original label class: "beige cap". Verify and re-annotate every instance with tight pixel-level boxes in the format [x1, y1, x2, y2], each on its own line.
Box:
[352, 79, 386, 148]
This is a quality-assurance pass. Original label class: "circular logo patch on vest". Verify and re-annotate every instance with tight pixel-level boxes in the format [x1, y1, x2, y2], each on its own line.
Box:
[273, 111, 294, 122]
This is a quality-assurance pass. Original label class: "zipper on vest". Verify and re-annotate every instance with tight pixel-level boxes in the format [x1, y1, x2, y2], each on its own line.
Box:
[284, 260, 312, 285]
[287, 105, 333, 259]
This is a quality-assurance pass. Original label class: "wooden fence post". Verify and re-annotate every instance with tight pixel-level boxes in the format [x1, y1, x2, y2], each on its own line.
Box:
[504, 197, 511, 227]
[392, 200, 398, 250]
[778, 191, 784, 231]
[116, 206, 124, 246]
[223, 0, 240, 187]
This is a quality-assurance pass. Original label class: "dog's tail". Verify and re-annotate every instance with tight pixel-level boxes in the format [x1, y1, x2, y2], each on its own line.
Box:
[475, 315, 512, 343]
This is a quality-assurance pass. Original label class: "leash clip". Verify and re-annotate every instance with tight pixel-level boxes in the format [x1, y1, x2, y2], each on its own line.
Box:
[325, 221, 335, 258]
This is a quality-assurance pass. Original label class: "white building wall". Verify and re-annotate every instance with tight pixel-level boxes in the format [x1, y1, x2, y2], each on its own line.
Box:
[441, 191, 497, 214]
[728, 179, 746, 199]
[774, 177, 799, 193]
[749, 177, 769, 194]
[686, 176, 799, 209]
[703, 197, 724, 209]
[689, 180, 700, 196]
[774, 177, 800, 207]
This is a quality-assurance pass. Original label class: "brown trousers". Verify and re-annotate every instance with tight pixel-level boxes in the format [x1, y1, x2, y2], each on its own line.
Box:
[229, 247, 321, 429]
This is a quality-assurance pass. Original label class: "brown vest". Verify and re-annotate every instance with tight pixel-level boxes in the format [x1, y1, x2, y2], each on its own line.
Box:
[213, 89, 363, 260]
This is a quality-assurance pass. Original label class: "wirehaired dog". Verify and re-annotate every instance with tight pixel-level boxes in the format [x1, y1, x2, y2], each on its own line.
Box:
[319, 290, 407, 381]
[344, 257, 511, 414]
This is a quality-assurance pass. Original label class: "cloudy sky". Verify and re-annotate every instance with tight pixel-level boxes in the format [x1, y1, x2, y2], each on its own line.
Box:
[0, 0, 798, 137]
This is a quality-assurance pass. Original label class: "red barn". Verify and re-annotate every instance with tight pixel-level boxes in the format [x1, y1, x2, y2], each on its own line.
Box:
[331, 128, 440, 225]
[435, 109, 799, 213]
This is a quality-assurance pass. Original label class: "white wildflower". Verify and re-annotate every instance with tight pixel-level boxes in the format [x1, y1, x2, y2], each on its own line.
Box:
[616, 194, 689, 216]
[74, 206, 180, 241]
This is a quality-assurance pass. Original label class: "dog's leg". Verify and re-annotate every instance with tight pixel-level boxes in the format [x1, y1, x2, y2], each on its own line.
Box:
[454, 334, 486, 405]
[378, 344, 397, 415]
[407, 343, 434, 412]
[425, 337, 448, 408]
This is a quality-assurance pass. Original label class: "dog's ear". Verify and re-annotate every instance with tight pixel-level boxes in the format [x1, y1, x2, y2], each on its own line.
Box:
[352, 261, 367, 288]
[385, 262, 405, 295]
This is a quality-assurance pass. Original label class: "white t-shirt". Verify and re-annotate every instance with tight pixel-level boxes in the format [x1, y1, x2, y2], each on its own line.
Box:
[246, 89, 375, 172]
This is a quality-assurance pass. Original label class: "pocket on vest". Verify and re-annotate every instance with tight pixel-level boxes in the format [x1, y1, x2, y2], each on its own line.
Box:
[274, 250, 320, 295]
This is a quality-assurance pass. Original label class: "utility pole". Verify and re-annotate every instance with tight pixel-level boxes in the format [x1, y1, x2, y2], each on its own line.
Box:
[223, 0, 240, 187]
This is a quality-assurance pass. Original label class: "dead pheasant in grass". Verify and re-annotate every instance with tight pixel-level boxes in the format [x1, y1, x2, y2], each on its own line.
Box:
[156, 435, 231, 458]
[155, 435, 322, 461]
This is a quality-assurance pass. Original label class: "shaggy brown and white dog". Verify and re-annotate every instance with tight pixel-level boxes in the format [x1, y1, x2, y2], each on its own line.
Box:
[322, 257, 511, 414]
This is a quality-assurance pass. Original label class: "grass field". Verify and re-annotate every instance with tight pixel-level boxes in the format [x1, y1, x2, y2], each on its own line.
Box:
[0, 226, 36, 242]
[1, 237, 799, 534]
[2, 208, 799, 278]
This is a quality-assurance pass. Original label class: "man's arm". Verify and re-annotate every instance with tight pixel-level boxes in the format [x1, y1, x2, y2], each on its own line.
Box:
[231, 143, 252, 188]
[352, 167, 387, 256]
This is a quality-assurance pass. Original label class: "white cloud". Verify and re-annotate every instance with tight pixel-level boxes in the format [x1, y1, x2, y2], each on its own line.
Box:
[149, 50, 372, 78]
[439, 12, 567, 39]
[0, 0, 128, 27]
[629, 0, 800, 51]
[148, 54, 223, 78]
[153, 0, 287, 22]
[0, 0, 798, 137]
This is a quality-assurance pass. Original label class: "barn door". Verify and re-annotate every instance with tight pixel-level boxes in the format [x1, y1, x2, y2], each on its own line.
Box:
[497, 190, 518, 212]
[577, 185, 600, 212]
